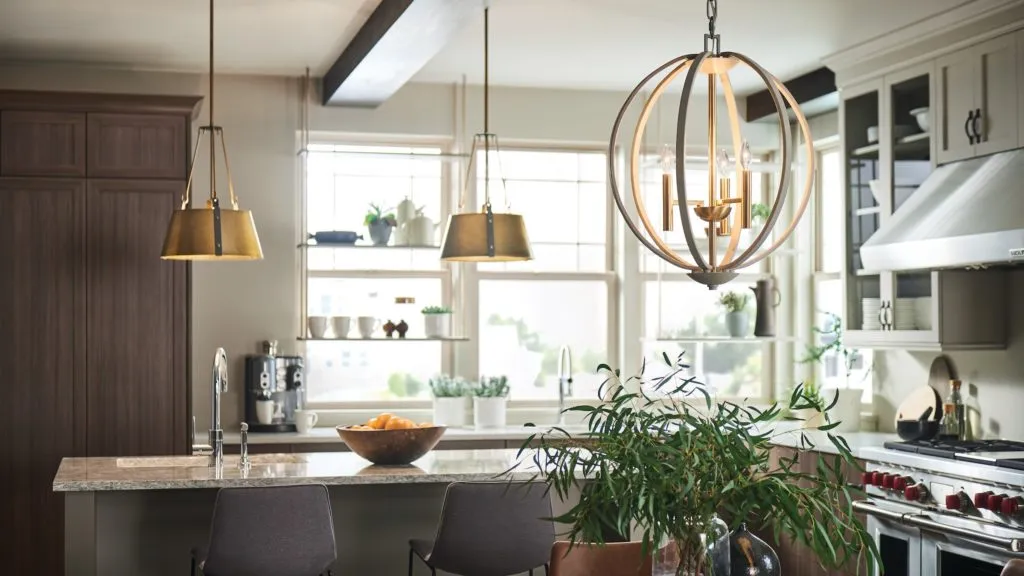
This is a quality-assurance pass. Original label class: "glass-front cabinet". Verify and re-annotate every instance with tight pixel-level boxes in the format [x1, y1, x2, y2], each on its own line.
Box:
[841, 63, 940, 348]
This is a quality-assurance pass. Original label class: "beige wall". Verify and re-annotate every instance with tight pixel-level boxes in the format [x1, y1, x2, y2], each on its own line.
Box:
[0, 62, 780, 435]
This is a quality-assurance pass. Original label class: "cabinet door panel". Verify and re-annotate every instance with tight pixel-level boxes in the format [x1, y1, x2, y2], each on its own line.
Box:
[0, 178, 85, 576]
[1, 111, 86, 176]
[87, 114, 187, 179]
[1019, 31, 1024, 149]
[976, 34, 1019, 157]
[86, 179, 188, 457]
[935, 50, 977, 165]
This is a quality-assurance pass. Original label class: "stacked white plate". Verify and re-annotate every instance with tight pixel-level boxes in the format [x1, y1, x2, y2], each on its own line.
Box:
[893, 298, 917, 330]
[914, 297, 933, 330]
[861, 298, 882, 330]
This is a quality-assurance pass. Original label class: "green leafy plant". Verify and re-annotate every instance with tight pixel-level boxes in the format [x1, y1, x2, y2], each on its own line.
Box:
[472, 375, 510, 398]
[718, 291, 749, 313]
[517, 353, 878, 576]
[421, 305, 453, 315]
[364, 203, 397, 227]
[429, 374, 467, 398]
[751, 202, 771, 222]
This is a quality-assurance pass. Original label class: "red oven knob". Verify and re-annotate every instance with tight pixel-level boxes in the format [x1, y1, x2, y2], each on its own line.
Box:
[882, 474, 894, 489]
[1002, 497, 1023, 516]
[945, 492, 968, 511]
[871, 472, 885, 486]
[893, 476, 909, 491]
[904, 484, 927, 502]
[974, 491, 994, 509]
[861, 472, 872, 486]
[988, 494, 1007, 511]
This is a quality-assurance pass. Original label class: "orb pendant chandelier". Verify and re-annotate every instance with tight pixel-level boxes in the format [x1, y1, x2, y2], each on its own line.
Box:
[609, 0, 813, 289]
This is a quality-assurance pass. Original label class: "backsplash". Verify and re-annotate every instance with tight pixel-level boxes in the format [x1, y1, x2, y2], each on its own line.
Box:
[873, 269, 1024, 439]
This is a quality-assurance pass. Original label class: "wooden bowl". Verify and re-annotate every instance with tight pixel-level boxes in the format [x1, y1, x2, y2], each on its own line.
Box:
[335, 425, 446, 465]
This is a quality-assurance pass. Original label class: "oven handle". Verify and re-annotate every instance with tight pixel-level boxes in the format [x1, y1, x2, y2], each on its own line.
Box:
[853, 500, 1024, 553]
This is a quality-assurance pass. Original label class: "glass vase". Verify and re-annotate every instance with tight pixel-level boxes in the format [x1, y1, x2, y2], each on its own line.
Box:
[652, 515, 731, 576]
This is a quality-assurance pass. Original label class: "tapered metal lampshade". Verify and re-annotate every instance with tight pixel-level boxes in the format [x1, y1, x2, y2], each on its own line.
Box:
[440, 211, 532, 262]
[161, 207, 263, 260]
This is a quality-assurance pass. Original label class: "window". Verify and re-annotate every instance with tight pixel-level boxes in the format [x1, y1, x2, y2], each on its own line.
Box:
[476, 148, 613, 400]
[303, 143, 450, 403]
[813, 147, 872, 402]
[636, 154, 773, 402]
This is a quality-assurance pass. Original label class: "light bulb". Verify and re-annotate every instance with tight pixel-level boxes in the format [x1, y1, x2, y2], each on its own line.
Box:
[660, 145, 675, 173]
[716, 148, 731, 173]
[740, 140, 752, 170]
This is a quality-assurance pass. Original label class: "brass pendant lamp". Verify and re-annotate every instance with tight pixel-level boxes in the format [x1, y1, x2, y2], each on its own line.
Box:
[161, 0, 262, 261]
[440, 6, 532, 262]
[609, 0, 813, 289]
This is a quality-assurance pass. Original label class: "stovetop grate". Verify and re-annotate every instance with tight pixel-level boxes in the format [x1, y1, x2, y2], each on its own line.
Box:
[883, 439, 1024, 460]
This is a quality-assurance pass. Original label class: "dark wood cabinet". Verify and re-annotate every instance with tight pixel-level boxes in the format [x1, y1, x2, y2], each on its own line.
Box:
[0, 90, 200, 575]
[1, 111, 86, 176]
[0, 178, 85, 576]
[87, 113, 187, 179]
[85, 179, 188, 456]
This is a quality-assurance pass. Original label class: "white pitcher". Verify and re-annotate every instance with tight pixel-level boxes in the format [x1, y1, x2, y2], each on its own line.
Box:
[408, 214, 438, 246]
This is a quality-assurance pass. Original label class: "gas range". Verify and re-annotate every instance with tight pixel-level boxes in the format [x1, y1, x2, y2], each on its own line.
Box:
[856, 440, 1024, 575]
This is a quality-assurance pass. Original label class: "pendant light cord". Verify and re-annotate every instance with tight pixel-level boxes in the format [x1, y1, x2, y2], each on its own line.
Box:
[209, 0, 217, 202]
[482, 6, 490, 209]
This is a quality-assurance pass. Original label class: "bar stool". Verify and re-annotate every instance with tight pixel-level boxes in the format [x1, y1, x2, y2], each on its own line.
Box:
[408, 481, 555, 576]
[191, 484, 337, 576]
[548, 542, 652, 576]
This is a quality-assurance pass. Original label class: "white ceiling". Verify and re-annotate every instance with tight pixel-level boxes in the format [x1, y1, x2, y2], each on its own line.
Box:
[0, 0, 976, 94]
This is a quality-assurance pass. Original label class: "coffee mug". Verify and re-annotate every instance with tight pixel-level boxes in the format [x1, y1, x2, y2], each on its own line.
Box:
[308, 316, 329, 339]
[330, 316, 351, 339]
[294, 410, 319, 434]
[357, 316, 378, 338]
[255, 400, 275, 424]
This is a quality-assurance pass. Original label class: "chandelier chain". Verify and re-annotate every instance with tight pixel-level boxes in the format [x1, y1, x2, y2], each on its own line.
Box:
[706, 0, 717, 37]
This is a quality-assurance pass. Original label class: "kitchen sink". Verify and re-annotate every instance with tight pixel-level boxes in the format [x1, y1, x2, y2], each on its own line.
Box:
[115, 454, 308, 468]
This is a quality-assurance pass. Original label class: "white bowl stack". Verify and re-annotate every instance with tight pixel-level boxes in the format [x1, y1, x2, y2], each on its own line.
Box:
[914, 297, 933, 330]
[861, 298, 882, 330]
[893, 298, 917, 330]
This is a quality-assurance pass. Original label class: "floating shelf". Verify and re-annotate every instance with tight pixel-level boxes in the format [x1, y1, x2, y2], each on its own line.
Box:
[645, 336, 797, 343]
[894, 132, 930, 160]
[855, 207, 882, 216]
[851, 143, 880, 158]
[298, 242, 440, 250]
[298, 336, 469, 342]
[853, 269, 881, 277]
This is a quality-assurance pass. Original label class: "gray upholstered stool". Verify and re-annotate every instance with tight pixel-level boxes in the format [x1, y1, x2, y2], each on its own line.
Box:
[191, 484, 337, 576]
[409, 481, 555, 576]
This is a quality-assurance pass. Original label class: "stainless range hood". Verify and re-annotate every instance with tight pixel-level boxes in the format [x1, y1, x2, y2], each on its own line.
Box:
[860, 149, 1024, 271]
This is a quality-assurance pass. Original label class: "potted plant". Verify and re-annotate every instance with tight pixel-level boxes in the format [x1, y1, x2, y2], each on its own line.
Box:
[472, 375, 510, 428]
[718, 291, 750, 338]
[364, 203, 397, 246]
[518, 353, 878, 575]
[799, 312, 868, 432]
[429, 374, 468, 427]
[422, 305, 453, 339]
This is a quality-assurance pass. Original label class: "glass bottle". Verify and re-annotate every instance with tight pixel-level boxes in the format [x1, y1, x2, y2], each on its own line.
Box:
[939, 402, 960, 441]
[946, 380, 965, 441]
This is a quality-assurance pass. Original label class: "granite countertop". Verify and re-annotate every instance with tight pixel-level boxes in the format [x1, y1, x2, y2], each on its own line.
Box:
[53, 449, 544, 492]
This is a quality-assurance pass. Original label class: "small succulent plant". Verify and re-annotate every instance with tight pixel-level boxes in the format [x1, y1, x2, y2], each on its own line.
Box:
[718, 291, 750, 313]
[472, 375, 510, 398]
[429, 374, 467, 398]
[421, 305, 453, 315]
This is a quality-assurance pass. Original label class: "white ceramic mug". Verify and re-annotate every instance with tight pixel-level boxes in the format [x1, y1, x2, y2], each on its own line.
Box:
[308, 316, 329, 339]
[294, 410, 319, 434]
[330, 316, 351, 339]
[255, 400, 275, 424]
[357, 316, 378, 338]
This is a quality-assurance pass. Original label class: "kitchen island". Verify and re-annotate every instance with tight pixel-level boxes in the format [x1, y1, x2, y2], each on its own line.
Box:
[54, 449, 564, 576]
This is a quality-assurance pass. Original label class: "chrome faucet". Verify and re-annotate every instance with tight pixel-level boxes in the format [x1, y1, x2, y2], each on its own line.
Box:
[210, 347, 229, 468]
[238, 422, 251, 470]
[557, 345, 573, 425]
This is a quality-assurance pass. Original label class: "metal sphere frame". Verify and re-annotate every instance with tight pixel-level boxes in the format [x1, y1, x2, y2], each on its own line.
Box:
[608, 50, 815, 289]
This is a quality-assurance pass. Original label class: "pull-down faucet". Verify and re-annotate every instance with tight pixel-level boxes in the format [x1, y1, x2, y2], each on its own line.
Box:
[210, 348, 229, 468]
[557, 345, 573, 425]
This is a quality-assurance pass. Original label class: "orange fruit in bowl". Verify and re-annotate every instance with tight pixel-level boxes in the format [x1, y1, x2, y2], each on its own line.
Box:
[376, 413, 394, 427]
[386, 417, 414, 430]
[366, 417, 380, 429]
[419, 422, 433, 428]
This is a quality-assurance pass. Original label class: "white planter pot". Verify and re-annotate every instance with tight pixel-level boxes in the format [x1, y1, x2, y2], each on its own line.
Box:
[432, 397, 468, 427]
[473, 397, 507, 428]
[794, 407, 827, 429]
[424, 313, 452, 339]
[823, 388, 862, 433]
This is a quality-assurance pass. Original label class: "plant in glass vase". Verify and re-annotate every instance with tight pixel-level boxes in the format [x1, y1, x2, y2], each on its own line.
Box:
[518, 353, 878, 576]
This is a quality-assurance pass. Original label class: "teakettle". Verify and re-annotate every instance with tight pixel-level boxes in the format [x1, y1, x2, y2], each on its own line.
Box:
[408, 214, 439, 246]
[396, 197, 417, 225]
[751, 277, 781, 337]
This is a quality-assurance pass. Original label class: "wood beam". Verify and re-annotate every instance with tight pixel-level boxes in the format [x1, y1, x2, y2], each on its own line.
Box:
[322, 0, 479, 107]
[744, 67, 836, 122]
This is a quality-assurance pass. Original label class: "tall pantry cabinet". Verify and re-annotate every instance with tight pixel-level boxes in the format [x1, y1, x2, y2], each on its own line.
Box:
[0, 91, 199, 575]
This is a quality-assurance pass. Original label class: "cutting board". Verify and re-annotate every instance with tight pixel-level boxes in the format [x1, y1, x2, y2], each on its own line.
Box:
[894, 385, 942, 428]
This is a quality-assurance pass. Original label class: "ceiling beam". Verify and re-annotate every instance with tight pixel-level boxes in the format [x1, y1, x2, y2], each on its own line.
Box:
[744, 67, 836, 122]
[322, 0, 479, 107]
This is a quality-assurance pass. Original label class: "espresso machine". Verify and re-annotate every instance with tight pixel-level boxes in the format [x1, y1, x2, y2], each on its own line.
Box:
[244, 340, 305, 433]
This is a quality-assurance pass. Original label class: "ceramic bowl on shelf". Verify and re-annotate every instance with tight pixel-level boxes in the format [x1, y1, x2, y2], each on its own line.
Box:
[336, 425, 446, 465]
[866, 126, 879, 143]
[909, 107, 930, 133]
[868, 179, 882, 204]
[893, 124, 918, 140]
